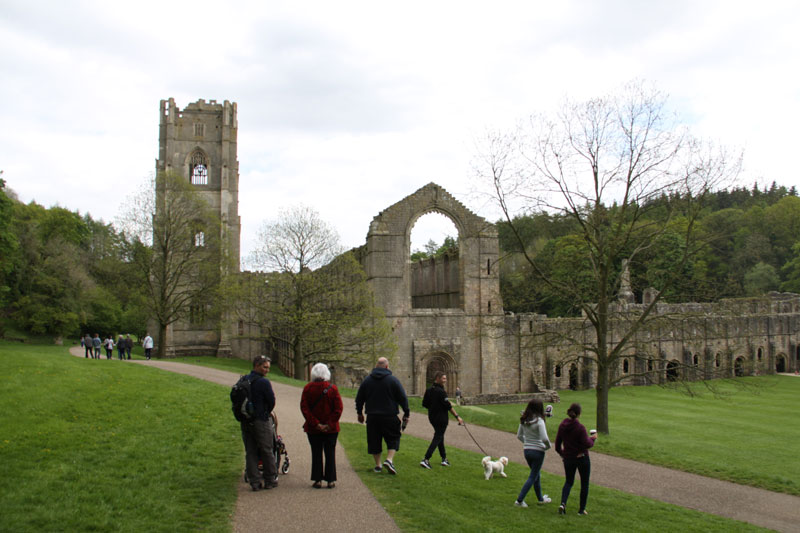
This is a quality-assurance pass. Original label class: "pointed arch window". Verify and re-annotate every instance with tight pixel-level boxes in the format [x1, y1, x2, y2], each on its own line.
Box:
[190, 151, 208, 185]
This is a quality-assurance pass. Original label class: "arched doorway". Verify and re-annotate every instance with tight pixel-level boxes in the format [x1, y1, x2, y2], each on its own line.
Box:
[666, 360, 680, 382]
[776, 354, 786, 373]
[734, 356, 745, 377]
[569, 364, 579, 390]
[424, 352, 457, 396]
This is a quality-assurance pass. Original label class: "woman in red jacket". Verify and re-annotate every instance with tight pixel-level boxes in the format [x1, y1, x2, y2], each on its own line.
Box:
[300, 362, 344, 488]
[554, 403, 597, 515]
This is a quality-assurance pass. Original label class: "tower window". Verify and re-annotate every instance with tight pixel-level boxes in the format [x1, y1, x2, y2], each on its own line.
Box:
[194, 123, 205, 137]
[194, 231, 205, 247]
[191, 164, 208, 185]
[190, 151, 208, 185]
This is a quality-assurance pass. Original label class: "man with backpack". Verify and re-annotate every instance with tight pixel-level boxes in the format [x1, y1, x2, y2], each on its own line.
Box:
[238, 355, 278, 491]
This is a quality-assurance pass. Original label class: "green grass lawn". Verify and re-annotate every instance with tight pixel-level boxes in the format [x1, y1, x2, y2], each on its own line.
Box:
[455, 377, 800, 495]
[167, 356, 800, 494]
[0, 341, 242, 532]
[338, 423, 765, 532]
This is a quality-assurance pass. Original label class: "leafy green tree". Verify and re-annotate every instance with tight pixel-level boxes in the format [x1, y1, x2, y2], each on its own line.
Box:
[744, 262, 780, 295]
[0, 179, 17, 310]
[780, 242, 800, 293]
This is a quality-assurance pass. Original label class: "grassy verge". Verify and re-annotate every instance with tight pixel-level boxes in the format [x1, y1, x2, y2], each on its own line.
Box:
[338, 423, 765, 532]
[455, 377, 800, 495]
[151, 355, 800, 494]
[0, 341, 242, 532]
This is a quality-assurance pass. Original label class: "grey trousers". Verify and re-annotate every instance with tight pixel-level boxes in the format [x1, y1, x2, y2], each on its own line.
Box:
[242, 417, 277, 485]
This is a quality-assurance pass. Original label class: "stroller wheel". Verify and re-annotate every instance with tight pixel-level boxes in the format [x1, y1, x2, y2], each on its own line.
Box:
[282, 459, 290, 474]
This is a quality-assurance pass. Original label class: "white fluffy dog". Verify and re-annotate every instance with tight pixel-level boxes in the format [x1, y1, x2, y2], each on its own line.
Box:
[482, 456, 508, 480]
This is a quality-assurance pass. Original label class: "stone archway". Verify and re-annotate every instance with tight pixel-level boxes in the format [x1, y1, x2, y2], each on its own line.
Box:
[422, 352, 458, 396]
[776, 354, 787, 373]
[666, 360, 680, 382]
[568, 363, 579, 390]
[734, 356, 745, 377]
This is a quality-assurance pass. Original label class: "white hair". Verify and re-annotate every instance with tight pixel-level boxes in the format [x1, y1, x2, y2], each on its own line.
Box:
[310, 362, 331, 382]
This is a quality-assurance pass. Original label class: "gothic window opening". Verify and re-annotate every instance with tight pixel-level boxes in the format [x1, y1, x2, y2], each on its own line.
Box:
[409, 212, 461, 309]
[194, 123, 205, 137]
[693, 354, 699, 366]
[194, 231, 205, 247]
[189, 304, 206, 326]
[554, 364, 562, 378]
[715, 353, 721, 368]
[622, 359, 629, 373]
[190, 151, 208, 185]
[757, 347, 763, 361]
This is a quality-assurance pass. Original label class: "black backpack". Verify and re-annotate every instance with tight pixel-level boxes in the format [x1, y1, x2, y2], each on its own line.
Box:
[231, 374, 258, 422]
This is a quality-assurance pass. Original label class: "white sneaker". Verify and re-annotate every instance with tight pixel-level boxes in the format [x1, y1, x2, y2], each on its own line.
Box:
[538, 495, 552, 504]
[420, 459, 431, 469]
[514, 500, 528, 508]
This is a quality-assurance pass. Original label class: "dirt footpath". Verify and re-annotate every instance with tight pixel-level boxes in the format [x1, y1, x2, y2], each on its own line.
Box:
[68, 348, 800, 532]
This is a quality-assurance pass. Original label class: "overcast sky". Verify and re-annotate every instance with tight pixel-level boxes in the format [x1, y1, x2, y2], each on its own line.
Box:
[2, 0, 799, 262]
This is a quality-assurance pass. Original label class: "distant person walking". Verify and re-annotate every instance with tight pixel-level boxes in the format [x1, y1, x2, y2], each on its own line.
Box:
[92, 334, 102, 359]
[355, 357, 410, 475]
[514, 398, 552, 507]
[83, 334, 93, 358]
[300, 363, 343, 489]
[142, 333, 153, 360]
[104, 336, 114, 359]
[555, 403, 596, 516]
[419, 371, 462, 469]
[124, 335, 133, 360]
[117, 335, 125, 360]
[455, 386, 462, 406]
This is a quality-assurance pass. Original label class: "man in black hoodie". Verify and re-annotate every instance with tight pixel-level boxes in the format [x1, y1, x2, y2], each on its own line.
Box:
[355, 357, 410, 474]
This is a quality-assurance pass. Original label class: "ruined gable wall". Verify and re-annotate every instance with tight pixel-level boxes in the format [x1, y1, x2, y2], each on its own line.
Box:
[361, 183, 507, 396]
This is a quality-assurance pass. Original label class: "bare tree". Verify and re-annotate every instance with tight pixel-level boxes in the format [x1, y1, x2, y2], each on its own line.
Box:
[241, 205, 395, 378]
[475, 81, 740, 433]
[117, 171, 224, 358]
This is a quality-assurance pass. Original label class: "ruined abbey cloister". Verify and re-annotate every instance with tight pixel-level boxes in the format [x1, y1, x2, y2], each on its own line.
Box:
[154, 98, 800, 398]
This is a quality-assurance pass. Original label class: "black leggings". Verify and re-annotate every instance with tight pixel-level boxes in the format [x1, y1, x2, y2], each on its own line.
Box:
[561, 455, 591, 512]
[424, 422, 448, 460]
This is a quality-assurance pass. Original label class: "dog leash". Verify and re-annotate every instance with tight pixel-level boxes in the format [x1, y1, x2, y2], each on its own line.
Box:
[460, 421, 491, 457]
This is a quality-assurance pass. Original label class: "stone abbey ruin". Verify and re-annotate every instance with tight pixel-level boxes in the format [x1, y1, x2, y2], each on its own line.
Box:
[155, 98, 800, 397]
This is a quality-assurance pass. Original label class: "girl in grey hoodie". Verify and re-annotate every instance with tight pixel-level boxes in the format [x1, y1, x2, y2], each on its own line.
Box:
[514, 399, 552, 507]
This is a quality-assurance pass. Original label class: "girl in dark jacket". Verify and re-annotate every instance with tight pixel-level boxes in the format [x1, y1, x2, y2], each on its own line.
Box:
[300, 363, 344, 488]
[554, 402, 596, 515]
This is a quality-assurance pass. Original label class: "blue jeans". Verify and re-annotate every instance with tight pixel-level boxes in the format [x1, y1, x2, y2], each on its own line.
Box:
[517, 449, 545, 503]
[561, 455, 591, 512]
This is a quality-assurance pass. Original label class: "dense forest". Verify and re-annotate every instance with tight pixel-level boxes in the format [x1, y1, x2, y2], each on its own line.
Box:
[3, 179, 800, 340]
[496, 182, 800, 316]
[0, 179, 147, 341]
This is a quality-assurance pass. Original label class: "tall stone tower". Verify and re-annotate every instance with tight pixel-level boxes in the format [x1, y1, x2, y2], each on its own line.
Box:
[155, 98, 241, 356]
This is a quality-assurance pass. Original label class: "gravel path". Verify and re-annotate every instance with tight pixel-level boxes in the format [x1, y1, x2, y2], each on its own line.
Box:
[68, 348, 800, 532]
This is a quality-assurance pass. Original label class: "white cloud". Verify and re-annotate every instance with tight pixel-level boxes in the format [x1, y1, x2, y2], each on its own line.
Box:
[2, 0, 799, 259]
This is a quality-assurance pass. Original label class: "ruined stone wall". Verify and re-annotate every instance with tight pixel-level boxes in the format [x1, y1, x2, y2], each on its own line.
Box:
[507, 293, 800, 392]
